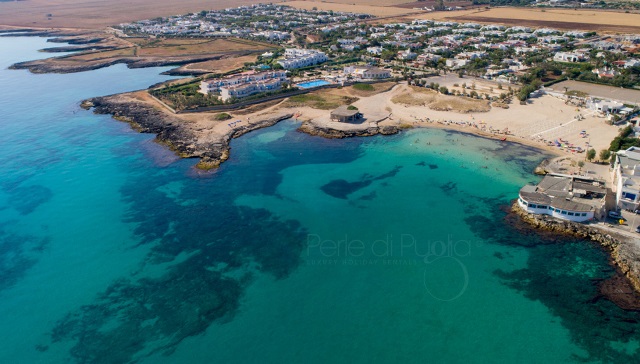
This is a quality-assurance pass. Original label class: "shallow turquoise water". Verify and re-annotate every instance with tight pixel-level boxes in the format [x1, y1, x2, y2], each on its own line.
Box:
[1, 36, 640, 363]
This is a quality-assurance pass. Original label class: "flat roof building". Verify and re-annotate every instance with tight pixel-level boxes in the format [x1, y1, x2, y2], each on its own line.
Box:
[517, 174, 607, 222]
[330, 105, 362, 123]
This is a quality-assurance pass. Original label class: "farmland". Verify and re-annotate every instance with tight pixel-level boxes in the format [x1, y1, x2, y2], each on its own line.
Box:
[447, 7, 640, 33]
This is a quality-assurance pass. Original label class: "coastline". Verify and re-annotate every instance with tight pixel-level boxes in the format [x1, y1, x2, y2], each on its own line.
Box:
[80, 88, 565, 171]
[81, 94, 294, 170]
[81, 91, 640, 309]
[510, 202, 640, 310]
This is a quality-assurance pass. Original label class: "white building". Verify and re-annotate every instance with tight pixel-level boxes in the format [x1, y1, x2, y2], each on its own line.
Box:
[517, 174, 602, 222]
[343, 66, 391, 79]
[417, 53, 441, 63]
[587, 99, 624, 114]
[199, 70, 288, 101]
[553, 52, 586, 63]
[277, 48, 328, 69]
[367, 46, 383, 55]
[397, 49, 417, 60]
[445, 58, 468, 69]
[219, 79, 282, 102]
[612, 147, 640, 211]
[624, 59, 640, 69]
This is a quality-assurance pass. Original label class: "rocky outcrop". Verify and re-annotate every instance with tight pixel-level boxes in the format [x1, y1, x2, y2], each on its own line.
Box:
[83, 96, 205, 159]
[82, 96, 293, 170]
[511, 202, 640, 310]
[534, 158, 549, 175]
[47, 36, 104, 45]
[297, 122, 399, 139]
[10, 55, 231, 74]
[40, 45, 118, 53]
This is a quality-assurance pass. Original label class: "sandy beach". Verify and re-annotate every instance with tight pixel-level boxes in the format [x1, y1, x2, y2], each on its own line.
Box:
[231, 81, 619, 158]
[86, 80, 624, 171]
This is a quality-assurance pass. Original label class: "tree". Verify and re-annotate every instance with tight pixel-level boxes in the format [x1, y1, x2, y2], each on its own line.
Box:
[439, 86, 449, 95]
[599, 149, 611, 163]
[586, 148, 596, 161]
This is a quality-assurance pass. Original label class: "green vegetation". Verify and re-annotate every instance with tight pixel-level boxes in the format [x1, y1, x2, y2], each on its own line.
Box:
[347, 105, 358, 110]
[565, 90, 589, 98]
[609, 125, 640, 152]
[599, 149, 611, 163]
[352, 83, 374, 91]
[285, 93, 358, 110]
[151, 81, 222, 111]
[587, 148, 596, 162]
[214, 113, 232, 121]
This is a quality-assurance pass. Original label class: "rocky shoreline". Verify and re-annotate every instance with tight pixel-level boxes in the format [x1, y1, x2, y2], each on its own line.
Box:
[510, 202, 640, 310]
[81, 95, 294, 169]
[297, 121, 399, 139]
[10, 55, 231, 74]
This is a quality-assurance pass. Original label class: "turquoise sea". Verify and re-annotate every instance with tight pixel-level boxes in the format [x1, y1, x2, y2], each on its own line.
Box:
[1, 36, 640, 363]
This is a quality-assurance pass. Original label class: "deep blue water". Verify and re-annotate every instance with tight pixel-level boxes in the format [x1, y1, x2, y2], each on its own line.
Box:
[1, 36, 640, 364]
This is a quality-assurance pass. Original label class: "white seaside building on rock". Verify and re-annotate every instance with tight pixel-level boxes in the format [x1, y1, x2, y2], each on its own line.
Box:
[517, 174, 606, 222]
[277, 48, 328, 69]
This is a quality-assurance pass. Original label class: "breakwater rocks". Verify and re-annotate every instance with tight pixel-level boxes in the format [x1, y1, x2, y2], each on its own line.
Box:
[81, 95, 292, 169]
[297, 122, 399, 139]
[511, 203, 640, 310]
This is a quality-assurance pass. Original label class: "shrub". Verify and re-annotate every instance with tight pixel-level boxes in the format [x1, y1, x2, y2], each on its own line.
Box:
[214, 113, 232, 121]
[352, 83, 374, 91]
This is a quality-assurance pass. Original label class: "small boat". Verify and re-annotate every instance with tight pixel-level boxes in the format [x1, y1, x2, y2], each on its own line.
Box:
[500, 137, 507, 141]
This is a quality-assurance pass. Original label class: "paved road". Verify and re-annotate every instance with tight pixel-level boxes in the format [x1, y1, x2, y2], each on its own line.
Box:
[550, 80, 640, 105]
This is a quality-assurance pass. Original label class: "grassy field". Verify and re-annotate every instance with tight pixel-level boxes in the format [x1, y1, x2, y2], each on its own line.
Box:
[392, 86, 490, 113]
[136, 39, 273, 57]
[67, 48, 135, 61]
[343, 82, 397, 97]
[283, 92, 359, 110]
[55, 38, 273, 64]
[184, 55, 259, 73]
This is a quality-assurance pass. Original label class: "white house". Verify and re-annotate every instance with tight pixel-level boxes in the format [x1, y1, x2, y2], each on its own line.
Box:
[417, 53, 441, 63]
[587, 99, 624, 114]
[397, 49, 417, 60]
[343, 66, 391, 79]
[277, 48, 328, 69]
[445, 58, 468, 69]
[624, 59, 640, 69]
[367, 46, 383, 55]
[553, 52, 586, 63]
[612, 147, 640, 211]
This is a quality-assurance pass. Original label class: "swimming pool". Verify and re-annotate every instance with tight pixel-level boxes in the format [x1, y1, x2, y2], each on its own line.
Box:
[296, 80, 331, 89]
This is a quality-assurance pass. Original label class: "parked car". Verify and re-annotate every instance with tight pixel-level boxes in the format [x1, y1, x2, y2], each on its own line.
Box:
[636, 226, 640, 233]
[609, 210, 623, 219]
